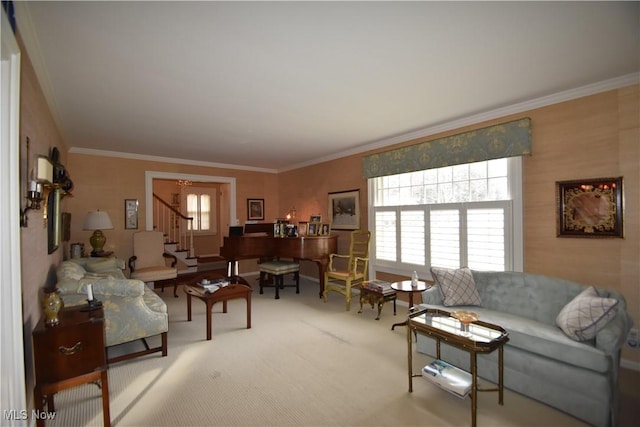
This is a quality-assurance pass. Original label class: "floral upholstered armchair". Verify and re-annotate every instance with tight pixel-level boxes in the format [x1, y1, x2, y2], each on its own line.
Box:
[55, 257, 168, 363]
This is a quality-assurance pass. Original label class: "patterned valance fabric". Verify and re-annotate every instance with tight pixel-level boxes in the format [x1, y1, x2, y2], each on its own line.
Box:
[362, 117, 531, 179]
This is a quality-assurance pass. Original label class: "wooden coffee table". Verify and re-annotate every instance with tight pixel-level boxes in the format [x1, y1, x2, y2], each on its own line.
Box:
[184, 278, 252, 341]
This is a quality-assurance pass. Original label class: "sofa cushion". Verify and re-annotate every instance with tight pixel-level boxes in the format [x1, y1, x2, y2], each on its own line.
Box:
[431, 267, 481, 306]
[131, 266, 177, 282]
[57, 261, 87, 281]
[556, 286, 619, 341]
[84, 257, 125, 274]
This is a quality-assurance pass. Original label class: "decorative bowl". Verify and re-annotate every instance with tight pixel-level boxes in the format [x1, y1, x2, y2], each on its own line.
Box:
[451, 310, 479, 325]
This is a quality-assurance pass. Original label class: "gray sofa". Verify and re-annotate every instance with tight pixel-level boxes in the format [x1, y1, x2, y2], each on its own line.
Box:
[417, 269, 633, 427]
[56, 257, 168, 363]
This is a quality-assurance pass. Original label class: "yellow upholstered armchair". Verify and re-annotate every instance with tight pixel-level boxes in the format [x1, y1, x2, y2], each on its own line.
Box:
[128, 231, 179, 296]
[323, 229, 371, 310]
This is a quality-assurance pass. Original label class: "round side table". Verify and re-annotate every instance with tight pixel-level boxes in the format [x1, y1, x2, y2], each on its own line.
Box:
[391, 280, 430, 330]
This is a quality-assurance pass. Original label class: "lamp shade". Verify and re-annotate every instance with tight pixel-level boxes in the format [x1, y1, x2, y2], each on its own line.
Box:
[83, 211, 114, 231]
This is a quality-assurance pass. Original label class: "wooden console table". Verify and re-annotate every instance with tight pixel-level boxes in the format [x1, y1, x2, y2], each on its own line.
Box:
[32, 306, 110, 427]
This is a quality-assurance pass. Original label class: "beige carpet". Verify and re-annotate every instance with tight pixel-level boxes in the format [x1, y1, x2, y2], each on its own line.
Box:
[45, 275, 631, 427]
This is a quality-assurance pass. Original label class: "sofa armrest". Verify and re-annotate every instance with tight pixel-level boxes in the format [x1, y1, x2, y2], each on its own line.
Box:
[595, 310, 633, 357]
[421, 285, 443, 305]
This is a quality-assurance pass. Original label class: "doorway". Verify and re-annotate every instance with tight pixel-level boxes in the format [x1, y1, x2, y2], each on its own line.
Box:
[145, 171, 237, 257]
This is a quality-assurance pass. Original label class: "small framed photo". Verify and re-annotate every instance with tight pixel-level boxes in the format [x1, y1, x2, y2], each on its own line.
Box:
[556, 177, 623, 238]
[298, 221, 308, 237]
[125, 199, 139, 229]
[310, 214, 322, 223]
[318, 223, 331, 236]
[273, 223, 284, 238]
[285, 224, 297, 237]
[307, 222, 319, 236]
[247, 198, 264, 221]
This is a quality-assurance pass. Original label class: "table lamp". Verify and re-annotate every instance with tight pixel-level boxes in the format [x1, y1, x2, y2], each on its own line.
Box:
[83, 210, 114, 255]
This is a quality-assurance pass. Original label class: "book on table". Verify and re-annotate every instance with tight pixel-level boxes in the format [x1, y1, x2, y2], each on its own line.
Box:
[422, 359, 472, 399]
[197, 278, 229, 294]
[363, 280, 395, 294]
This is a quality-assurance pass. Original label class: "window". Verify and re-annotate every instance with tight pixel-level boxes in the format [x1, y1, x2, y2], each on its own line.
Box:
[371, 158, 522, 276]
[183, 186, 217, 234]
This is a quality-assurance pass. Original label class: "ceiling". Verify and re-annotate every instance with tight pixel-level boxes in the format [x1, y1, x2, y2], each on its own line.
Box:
[15, 1, 640, 172]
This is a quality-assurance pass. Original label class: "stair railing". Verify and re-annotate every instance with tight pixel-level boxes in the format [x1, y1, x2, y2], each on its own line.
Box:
[152, 193, 195, 258]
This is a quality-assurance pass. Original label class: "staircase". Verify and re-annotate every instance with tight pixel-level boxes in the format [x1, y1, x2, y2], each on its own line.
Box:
[153, 193, 198, 273]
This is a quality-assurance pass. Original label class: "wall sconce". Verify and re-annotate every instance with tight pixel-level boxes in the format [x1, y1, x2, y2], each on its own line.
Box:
[285, 206, 297, 221]
[20, 155, 54, 228]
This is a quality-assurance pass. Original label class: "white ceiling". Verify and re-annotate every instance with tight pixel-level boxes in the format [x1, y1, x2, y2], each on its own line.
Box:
[15, 1, 640, 172]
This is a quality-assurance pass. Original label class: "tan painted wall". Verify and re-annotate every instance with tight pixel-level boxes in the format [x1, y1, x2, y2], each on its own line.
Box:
[18, 32, 639, 403]
[17, 35, 68, 401]
[65, 154, 280, 274]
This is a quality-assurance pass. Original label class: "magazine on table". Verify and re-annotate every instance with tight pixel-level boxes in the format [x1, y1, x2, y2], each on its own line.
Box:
[197, 278, 229, 293]
[422, 359, 472, 399]
[363, 280, 394, 294]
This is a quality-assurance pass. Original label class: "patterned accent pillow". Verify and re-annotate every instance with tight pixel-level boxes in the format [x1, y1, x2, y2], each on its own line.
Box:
[430, 267, 482, 306]
[56, 261, 87, 281]
[556, 286, 619, 341]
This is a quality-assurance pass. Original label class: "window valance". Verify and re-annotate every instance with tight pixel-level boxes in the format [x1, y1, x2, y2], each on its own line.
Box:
[362, 117, 531, 179]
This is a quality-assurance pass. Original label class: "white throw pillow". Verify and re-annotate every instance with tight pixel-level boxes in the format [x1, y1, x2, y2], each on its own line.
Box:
[431, 267, 482, 307]
[556, 286, 619, 341]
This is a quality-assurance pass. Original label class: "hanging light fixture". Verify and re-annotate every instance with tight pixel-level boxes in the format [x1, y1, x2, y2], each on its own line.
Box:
[177, 179, 192, 186]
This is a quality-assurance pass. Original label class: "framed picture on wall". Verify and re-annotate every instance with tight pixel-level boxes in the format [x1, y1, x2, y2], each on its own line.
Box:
[47, 188, 61, 254]
[556, 177, 623, 238]
[328, 189, 360, 230]
[125, 199, 139, 229]
[248, 198, 264, 221]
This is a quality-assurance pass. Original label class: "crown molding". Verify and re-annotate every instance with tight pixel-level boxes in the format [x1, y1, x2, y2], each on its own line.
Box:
[15, 1, 638, 174]
[281, 73, 640, 173]
[68, 147, 279, 174]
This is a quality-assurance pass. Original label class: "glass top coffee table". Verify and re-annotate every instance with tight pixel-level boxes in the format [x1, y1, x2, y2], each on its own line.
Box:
[407, 307, 509, 427]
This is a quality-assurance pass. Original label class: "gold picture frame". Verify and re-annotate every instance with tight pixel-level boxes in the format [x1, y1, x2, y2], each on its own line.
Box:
[307, 222, 319, 236]
[318, 223, 331, 236]
[556, 177, 623, 238]
[297, 221, 308, 237]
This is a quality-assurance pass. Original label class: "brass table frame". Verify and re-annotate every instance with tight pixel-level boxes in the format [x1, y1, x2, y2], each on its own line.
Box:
[407, 308, 509, 427]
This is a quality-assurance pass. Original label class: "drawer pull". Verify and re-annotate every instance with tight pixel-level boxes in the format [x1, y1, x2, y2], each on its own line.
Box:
[58, 342, 83, 355]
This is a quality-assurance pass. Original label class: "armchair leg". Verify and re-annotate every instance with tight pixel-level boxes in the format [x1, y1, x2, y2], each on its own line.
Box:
[161, 331, 168, 357]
